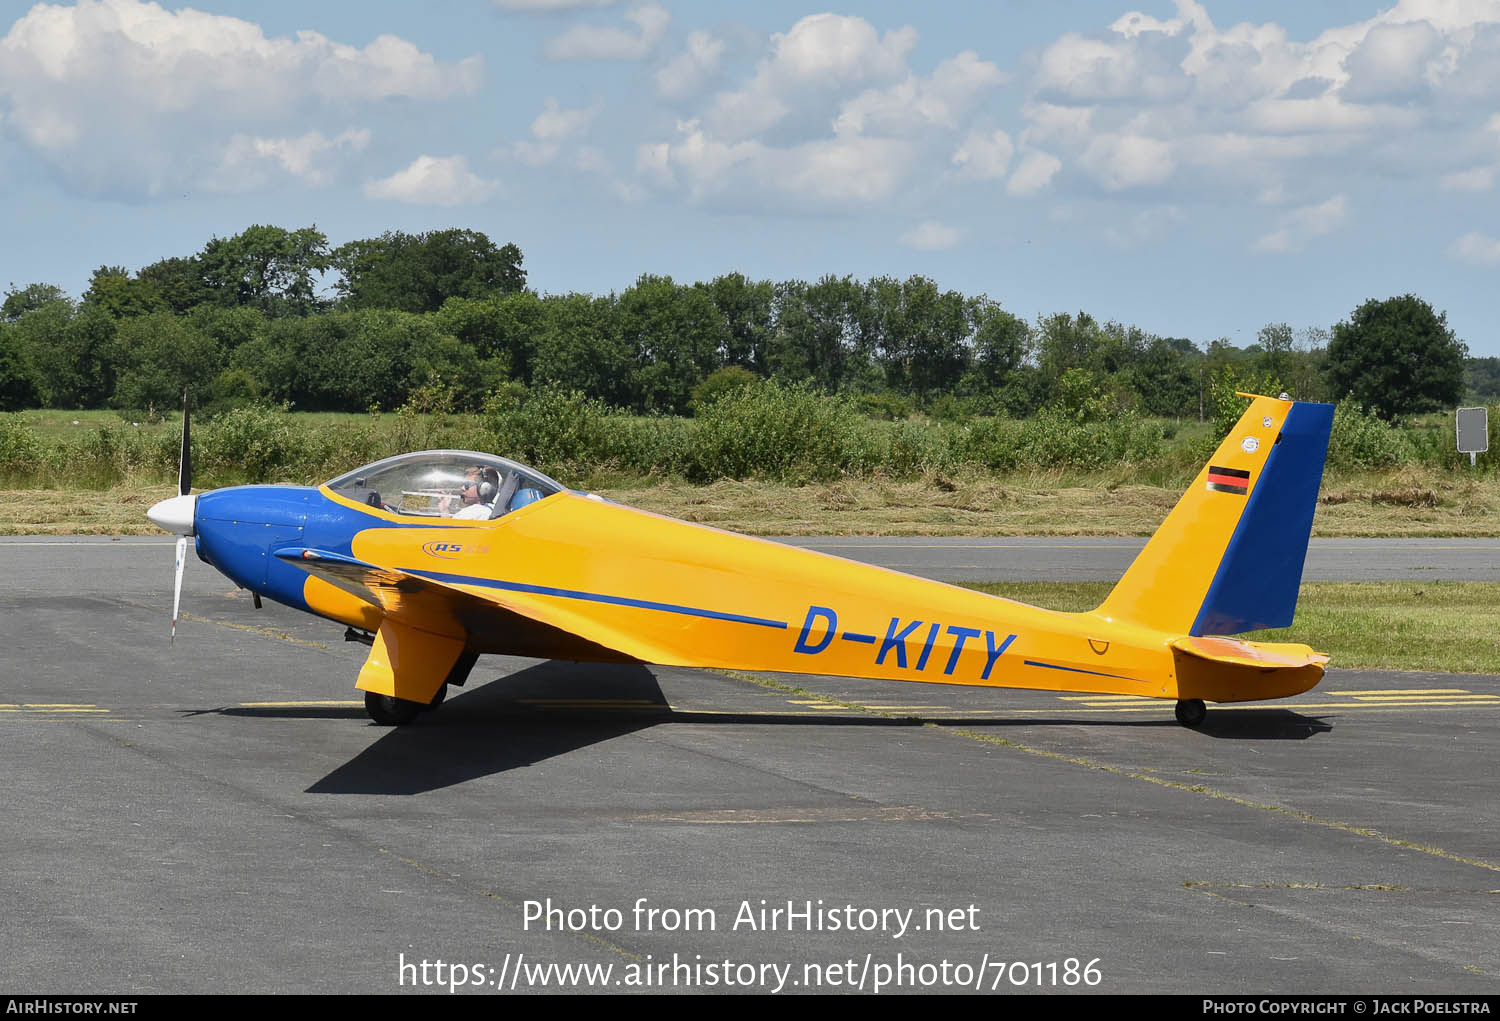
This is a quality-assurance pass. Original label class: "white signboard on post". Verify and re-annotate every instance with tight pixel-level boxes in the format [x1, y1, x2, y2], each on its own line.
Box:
[1456, 406, 1488, 467]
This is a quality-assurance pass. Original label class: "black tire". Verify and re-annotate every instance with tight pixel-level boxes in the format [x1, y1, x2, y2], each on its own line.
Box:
[1174, 698, 1207, 728]
[365, 690, 424, 726]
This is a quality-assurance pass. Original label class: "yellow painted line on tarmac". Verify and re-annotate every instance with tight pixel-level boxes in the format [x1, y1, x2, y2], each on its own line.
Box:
[1059, 695, 1155, 703]
[1328, 688, 1475, 696]
[1343, 694, 1495, 702]
[240, 700, 363, 708]
[800, 543, 1141, 549]
[1074, 695, 1164, 704]
[1010, 698, 1500, 715]
[1292, 699, 1500, 709]
[0, 705, 109, 714]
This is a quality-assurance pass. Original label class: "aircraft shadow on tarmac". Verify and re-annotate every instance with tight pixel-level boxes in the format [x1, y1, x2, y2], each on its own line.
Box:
[294, 661, 930, 795]
[937, 710, 1334, 740]
[226, 661, 1332, 795]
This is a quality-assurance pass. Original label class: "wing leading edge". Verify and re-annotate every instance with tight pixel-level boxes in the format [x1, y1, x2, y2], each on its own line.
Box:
[274, 547, 638, 703]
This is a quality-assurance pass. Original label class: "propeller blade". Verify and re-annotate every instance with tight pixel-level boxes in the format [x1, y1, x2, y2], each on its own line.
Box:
[171, 535, 187, 644]
[178, 387, 192, 496]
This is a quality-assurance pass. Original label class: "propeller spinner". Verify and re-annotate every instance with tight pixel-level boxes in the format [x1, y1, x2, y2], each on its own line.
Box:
[146, 390, 195, 642]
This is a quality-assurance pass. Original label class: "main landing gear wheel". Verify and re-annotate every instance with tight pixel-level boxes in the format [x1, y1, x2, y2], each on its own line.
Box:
[1174, 698, 1207, 728]
[364, 683, 447, 726]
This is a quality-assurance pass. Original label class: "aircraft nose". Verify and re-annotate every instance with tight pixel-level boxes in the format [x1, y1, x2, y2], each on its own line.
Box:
[147, 493, 197, 536]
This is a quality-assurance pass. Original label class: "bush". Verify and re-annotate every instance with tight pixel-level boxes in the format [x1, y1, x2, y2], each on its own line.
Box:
[1324, 400, 1412, 472]
[885, 419, 957, 475]
[0, 414, 45, 480]
[855, 391, 914, 421]
[678, 380, 880, 482]
[690, 366, 758, 414]
[484, 385, 636, 480]
[1209, 367, 1283, 440]
[959, 410, 1165, 472]
[196, 404, 308, 484]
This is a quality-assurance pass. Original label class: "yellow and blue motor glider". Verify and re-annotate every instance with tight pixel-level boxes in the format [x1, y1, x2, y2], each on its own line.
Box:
[148, 394, 1334, 728]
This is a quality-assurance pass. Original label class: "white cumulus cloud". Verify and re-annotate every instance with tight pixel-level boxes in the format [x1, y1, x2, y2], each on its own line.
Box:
[643, 120, 912, 209]
[1252, 194, 1348, 253]
[1441, 165, 1496, 190]
[1006, 150, 1061, 197]
[900, 221, 961, 250]
[508, 97, 599, 167]
[834, 50, 1006, 137]
[364, 155, 500, 206]
[0, 0, 480, 197]
[492, 0, 615, 10]
[657, 30, 725, 99]
[217, 128, 370, 190]
[1014, 0, 1500, 200]
[1449, 231, 1500, 265]
[544, 3, 669, 61]
[703, 14, 918, 140]
[637, 12, 1015, 215]
[952, 129, 1015, 180]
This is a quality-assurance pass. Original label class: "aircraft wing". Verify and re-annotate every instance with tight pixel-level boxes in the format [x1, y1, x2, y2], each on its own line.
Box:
[272, 547, 637, 665]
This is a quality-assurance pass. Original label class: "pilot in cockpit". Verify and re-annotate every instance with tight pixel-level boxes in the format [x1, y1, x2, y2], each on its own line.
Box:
[452, 465, 502, 520]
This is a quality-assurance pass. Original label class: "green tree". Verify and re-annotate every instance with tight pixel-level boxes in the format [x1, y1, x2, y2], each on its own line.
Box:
[1036, 311, 1106, 387]
[433, 291, 544, 382]
[45, 308, 118, 408]
[0, 324, 41, 409]
[1256, 322, 1293, 380]
[199, 224, 330, 316]
[3, 283, 70, 322]
[1466, 356, 1500, 403]
[867, 275, 969, 399]
[188, 305, 267, 356]
[138, 255, 213, 314]
[697, 273, 774, 373]
[767, 276, 864, 392]
[81, 265, 167, 318]
[1126, 336, 1199, 418]
[967, 298, 1029, 389]
[332, 229, 525, 314]
[110, 312, 222, 411]
[530, 293, 631, 406]
[4, 296, 89, 406]
[1324, 295, 1466, 420]
[617, 274, 725, 414]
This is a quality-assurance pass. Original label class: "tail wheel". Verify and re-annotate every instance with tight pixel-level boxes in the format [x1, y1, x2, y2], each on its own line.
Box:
[1174, 698, 1207, 728]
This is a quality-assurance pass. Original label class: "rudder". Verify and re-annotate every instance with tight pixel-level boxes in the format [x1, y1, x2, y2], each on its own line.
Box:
[1095, 395, 1334, 636]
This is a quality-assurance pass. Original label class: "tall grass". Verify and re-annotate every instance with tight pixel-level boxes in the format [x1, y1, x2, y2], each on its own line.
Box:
[1, 392, 1494, 490]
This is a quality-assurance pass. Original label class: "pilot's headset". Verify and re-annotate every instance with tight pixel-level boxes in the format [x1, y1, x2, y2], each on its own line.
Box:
[473, 466, 500, 502]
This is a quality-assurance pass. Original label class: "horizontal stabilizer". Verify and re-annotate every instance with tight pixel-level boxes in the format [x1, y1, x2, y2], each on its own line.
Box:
[1171, 635, 1329, 670]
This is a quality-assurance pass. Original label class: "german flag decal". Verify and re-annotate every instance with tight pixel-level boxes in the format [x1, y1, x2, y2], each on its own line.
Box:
[1206, 465, 1250, 495]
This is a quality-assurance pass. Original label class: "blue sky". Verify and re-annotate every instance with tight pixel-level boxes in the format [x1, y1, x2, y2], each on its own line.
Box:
[1, 0, 1496, 354]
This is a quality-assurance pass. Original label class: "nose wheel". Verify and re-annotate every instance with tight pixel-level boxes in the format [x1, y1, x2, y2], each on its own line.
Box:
[1174, 698, 1207, 728]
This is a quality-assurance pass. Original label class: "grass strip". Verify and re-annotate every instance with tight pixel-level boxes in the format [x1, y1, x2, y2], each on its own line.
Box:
[963, 581, 1500, 675]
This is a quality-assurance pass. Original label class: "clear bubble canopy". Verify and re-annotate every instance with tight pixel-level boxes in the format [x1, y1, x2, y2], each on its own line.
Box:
[324, 450, 567, 519]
